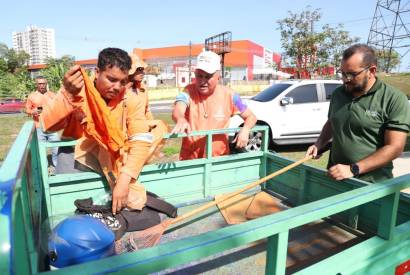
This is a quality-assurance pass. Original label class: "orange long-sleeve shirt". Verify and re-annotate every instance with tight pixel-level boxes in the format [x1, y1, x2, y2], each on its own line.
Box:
[130, 82, 154, 120]
[25, 91, 56, 128]
[40, 85, 167, 208]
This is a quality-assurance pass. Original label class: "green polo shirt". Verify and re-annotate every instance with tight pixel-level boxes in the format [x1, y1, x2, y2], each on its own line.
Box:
[328, 78, 410, 182]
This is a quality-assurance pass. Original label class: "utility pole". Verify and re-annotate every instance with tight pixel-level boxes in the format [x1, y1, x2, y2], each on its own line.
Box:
[368, 0, 410, 72]
[188, 41, 192, 83]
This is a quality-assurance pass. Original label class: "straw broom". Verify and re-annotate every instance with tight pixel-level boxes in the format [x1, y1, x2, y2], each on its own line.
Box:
[126, 155, 312, 249]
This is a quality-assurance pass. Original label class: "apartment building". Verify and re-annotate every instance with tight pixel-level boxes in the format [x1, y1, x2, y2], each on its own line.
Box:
[12, 25, 56, 65]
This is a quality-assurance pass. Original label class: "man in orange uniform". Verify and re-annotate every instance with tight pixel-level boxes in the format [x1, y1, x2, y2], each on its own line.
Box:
[25, 76, 60, 171]
[128, 54, 153, 120]
[40, 48, 162, 214]
[171, 51, 256, 160]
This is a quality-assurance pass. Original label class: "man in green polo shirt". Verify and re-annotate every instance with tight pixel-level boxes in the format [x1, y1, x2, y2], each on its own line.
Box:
[306, 44, 410, 183]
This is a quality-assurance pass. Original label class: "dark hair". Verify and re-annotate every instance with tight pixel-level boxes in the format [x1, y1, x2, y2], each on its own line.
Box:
[342, 44, 377, 67]
[97, 48, 131, 72]
[35, 75, 46, 80]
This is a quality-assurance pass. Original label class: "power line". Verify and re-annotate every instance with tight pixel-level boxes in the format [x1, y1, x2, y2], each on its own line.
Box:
[368, 0, 410, 72]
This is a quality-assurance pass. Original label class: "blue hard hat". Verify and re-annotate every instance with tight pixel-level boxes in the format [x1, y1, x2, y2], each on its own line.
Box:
[48, 215, 115, 268]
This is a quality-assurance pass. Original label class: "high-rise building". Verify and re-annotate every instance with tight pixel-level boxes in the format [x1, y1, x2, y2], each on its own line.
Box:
[12, 25, 56, 65]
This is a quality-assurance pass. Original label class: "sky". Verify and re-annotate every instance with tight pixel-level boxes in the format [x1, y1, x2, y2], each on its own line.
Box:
[1, 0, 409, 72]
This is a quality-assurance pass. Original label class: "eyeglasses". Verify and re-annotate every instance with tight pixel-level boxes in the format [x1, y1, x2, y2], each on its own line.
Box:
[337, 66, 370, 81]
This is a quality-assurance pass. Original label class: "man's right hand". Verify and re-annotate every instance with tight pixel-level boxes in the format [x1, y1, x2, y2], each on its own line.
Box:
[171, 117, 192, 134]
[63, 65, 84, 95]
[305, 144, 320, 159]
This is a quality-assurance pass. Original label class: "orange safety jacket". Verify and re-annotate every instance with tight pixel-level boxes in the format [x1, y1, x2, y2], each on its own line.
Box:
[25, 90, 56, 128]
[130, 82, 153, 120]
[40, 68, 167, 209]
[179, 84, 242, 160]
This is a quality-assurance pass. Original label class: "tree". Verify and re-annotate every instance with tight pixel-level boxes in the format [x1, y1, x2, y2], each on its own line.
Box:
[41, 55, 75, 92]
[0, 43, 33, 99]
[375, 49, 401, 72]
[277, 7, 322, 78]
[277, 7, 359, 77]
[0, 43, 30, 74]
[317, 24, 360, 69]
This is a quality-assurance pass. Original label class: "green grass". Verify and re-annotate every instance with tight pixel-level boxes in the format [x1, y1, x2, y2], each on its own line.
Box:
[150, 113, 182, 162]
[274, 146, 329, 170]
[0, 113, 30, 162]
[162, 145, 180, 157]
[378, 72, 410, 96]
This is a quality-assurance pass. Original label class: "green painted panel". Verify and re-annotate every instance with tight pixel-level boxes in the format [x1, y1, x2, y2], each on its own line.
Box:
[143, 173, 205, 203]
[48, 172, 102, 185]
[210, 164, 260, 187]
[140, 166, 205, 182]
[211, 156, 261, 171]
[296, 221, 410, 275]
[49, 180, 107, 195]
[50, 188, 108, 216]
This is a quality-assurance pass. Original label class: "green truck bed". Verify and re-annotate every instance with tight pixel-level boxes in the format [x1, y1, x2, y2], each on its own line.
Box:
[1, 122, 410, 274]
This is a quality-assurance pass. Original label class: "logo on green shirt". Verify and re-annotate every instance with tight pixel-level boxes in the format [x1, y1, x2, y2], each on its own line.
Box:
[365, 109, 379, 118]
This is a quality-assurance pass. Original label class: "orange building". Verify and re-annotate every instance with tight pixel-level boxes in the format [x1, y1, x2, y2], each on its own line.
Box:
[134, 40, 281, 82]
[29, 40, 281, 83]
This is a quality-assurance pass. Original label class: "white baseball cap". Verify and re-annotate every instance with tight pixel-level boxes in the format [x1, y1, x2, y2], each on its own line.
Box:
[196, 51, 221, 74]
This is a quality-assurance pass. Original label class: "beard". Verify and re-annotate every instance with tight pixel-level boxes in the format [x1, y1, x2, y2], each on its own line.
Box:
[344, 77, 368, 94]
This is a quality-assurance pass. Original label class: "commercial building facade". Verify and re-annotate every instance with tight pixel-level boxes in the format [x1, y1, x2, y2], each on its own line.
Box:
[136, 40, 281, 86]
[28, 40, 282, 86]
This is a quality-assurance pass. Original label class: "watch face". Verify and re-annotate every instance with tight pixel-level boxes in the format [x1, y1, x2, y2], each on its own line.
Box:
[350, 164, 360, 176]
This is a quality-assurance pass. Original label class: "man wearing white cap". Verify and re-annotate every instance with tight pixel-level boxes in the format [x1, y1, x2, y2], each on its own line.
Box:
[171, 51, 256, 160]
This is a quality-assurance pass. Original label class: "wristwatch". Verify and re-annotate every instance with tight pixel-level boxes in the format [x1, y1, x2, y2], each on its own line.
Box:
[350, 163, 360, 177]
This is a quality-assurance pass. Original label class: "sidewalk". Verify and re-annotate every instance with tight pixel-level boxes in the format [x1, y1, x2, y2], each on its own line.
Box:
[393, 152, 410, 193]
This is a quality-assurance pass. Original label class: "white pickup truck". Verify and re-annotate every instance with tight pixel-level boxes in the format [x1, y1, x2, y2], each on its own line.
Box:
[230, 80, 410, 152]
[229, 79, 342, 151]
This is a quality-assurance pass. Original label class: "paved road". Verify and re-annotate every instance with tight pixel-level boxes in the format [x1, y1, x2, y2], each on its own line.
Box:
[149, 96, 252, 114]
[393, 152, 410, 177]
[150, 101, 173, 113]
[393, 152, 410, 193]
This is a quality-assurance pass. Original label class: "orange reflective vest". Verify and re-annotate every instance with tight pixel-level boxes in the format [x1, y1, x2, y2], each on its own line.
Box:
[180, 84, 241, 160]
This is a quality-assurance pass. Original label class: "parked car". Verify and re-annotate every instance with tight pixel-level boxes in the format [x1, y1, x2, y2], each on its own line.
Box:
[229, 79, 343, 151]
[0, 98, 25, 114]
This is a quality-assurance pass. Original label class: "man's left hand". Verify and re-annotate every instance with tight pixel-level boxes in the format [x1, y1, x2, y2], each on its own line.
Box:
[233, 127, 250, 148]
[112, 173, 131, 214]
[328, 164, 353, 181]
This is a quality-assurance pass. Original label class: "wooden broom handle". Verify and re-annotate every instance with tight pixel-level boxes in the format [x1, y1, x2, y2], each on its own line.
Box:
[170, 155, 312, 225]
